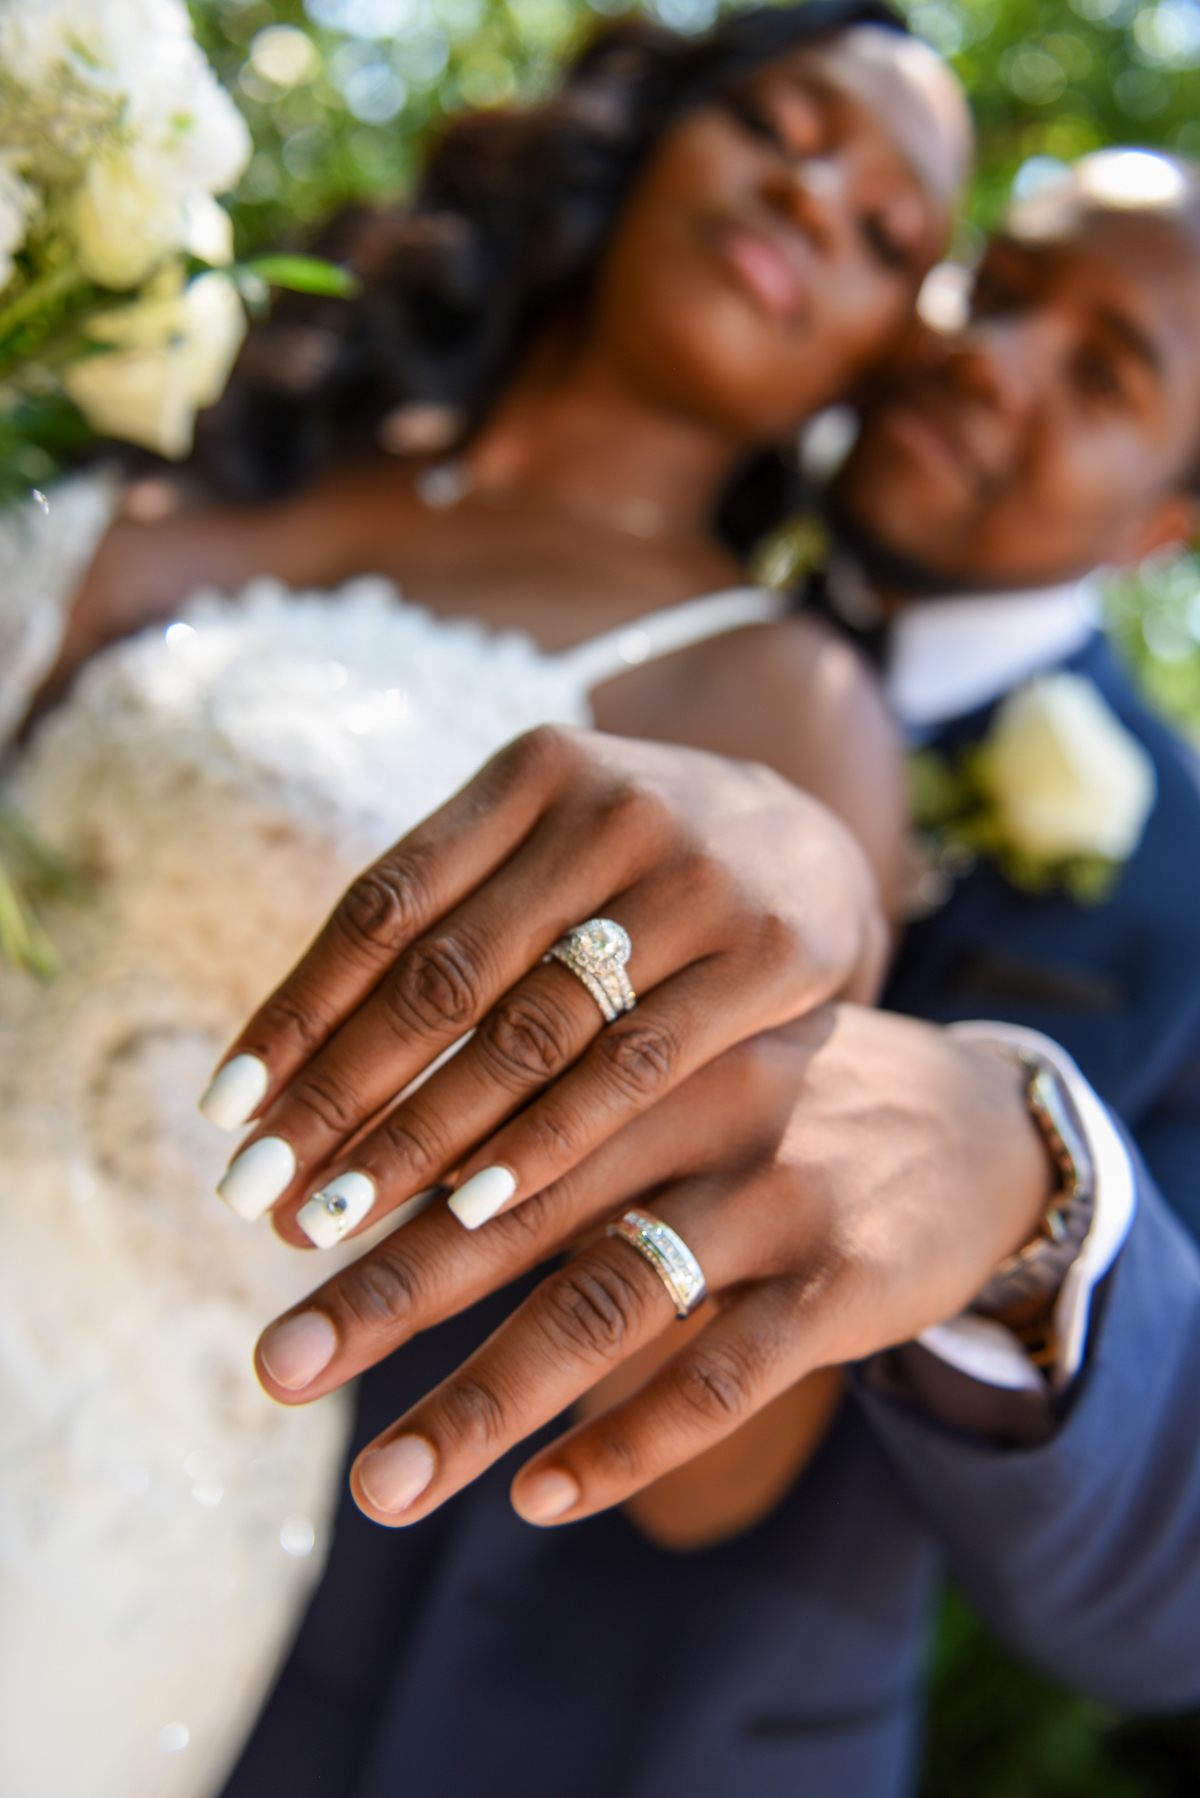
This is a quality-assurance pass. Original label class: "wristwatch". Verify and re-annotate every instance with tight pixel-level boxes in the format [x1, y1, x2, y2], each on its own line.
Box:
[970, 1053, 1096, 1364]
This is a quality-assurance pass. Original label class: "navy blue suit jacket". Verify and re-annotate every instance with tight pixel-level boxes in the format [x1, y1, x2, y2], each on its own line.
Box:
[222, 635, 1200, 1798]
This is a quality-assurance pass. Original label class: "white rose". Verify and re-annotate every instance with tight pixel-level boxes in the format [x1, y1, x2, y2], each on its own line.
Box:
[177, 269, 247, 407]
[3, 0, 250, 272]
[0, 150, 35, 293]
[0, 0, 194, 97]
[181, 192, 235, 268]
[71, 151, 185, 289]
[980, 672, 1157, 862]
[63, 270, 246, 457]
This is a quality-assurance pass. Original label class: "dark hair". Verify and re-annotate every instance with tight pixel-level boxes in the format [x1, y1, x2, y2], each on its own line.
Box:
[196, 0, 904, 556]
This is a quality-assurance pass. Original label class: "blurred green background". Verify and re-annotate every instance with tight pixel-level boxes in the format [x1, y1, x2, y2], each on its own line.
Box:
[186, 7, 1200, 1785]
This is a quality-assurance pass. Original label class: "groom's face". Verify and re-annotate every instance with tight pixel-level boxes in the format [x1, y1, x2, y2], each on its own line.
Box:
[830, 207, 1200, 588]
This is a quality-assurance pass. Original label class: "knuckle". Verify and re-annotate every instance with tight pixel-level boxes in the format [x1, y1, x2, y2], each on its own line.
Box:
[253, 989, 333, 1059]
[542, 1259, 648, 1360]
[750, 905, 802, 972]
[386, 933, 489, 1034]
[334, 1248, 421, 1341]
[591, 777, 666, 847]
[595, 1017, 678, 1102]
[334, 854, 425, 959]
[495, 723, 573, 794]
[436, 1371, 510, 1456]
[285, 1063, 363, 1138]
[476, 988, 578, 1090]
[518, 1097, 588, 1166]
[376, 1107, 449, 1180]
[677, 1341, 756, 1426]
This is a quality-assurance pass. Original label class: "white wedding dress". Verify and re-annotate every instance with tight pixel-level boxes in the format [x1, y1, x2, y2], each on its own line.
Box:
[0, 476, 783, 1798]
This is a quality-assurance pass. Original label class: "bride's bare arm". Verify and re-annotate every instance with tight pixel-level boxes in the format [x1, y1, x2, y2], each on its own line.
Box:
[592, 610, 907, 921]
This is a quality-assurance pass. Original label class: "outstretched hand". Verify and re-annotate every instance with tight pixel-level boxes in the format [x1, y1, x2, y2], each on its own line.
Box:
[252, 1005, 1053, 1530]
[203, 725, 888, 1244]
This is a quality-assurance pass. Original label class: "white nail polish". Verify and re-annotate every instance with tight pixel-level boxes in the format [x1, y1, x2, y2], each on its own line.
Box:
[447, 1165, 517, 1231]
[199, 1054, 269, 1132]
[297, 1172, 377, 1249]
[217, 1136, 296, 1221]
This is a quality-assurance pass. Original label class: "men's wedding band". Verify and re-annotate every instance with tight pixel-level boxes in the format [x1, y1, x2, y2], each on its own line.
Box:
[606, 1209, 707, 1319]
[544, 917, 636, 1025]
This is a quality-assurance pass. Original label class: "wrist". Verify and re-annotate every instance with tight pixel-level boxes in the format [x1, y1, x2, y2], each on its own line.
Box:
[951, 1032, 1097, 1366]
[960, 1038, 1059, 1249]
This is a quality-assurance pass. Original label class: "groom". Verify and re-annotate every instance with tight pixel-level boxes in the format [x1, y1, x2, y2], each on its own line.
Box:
[821, 146, 1200, 1234]
[222, 150, 1200, 1797]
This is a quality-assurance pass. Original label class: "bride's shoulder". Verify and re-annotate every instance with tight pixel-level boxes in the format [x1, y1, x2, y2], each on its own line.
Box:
[644, 605, 907, 916]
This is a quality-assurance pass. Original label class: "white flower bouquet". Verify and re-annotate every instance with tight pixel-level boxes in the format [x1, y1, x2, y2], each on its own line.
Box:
[0, 0, 353, 491]
[0, 0, 352, 970]
[909, 672, 1158, 905]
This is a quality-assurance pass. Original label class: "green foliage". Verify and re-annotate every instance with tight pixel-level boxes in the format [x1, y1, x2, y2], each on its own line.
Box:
[1104, 552, 1200, 744]
[187, 0, 614, 250]
[927, 0, 1200, 227]
[0, 802, 87, 979]
[921, 1587, 1200, 1798]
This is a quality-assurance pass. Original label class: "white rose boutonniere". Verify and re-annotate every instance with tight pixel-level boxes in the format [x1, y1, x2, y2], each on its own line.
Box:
[909, 673, 1157, 904]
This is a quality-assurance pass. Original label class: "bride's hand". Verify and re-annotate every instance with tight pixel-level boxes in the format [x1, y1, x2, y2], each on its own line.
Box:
[252, 1005, 1054, 1526]
[203, 725, 888, 1243]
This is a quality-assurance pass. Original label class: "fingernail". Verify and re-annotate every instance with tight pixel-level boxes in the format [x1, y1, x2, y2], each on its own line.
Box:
[217, 1136, 296, 1221]
[297, 1171, 376, 1249]
[447, 1165, 517, 1231]
[513, 1468, 580, 1525]
[358, 1436, 436, 1515]
[259, 1311, 337, 1390]
[199, 1054, 269, 1132]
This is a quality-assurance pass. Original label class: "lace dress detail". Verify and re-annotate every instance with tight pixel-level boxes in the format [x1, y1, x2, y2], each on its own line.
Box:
[0, 557, 780, 1798]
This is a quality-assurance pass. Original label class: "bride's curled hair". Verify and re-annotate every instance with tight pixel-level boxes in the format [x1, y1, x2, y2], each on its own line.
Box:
[197, 0, 902, 554]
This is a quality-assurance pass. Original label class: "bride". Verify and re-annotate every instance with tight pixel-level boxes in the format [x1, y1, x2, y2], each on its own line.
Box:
[0, 9, 969, 1796]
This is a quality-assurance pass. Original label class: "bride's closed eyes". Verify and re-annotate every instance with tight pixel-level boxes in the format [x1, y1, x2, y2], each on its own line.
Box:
[723, 77, 931, 277]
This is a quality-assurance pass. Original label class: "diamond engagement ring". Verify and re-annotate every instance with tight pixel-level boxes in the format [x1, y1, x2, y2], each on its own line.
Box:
[606, 1209, 707, 1319]
[544, 917, 636, 1024]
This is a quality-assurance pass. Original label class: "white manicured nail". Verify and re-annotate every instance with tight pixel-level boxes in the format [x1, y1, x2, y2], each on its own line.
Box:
[199, 1054, 269, 1131]
[447, 1165, 517, 1230]
[217, 1136, 296, 1221]
[297, 1172, 376, 1249]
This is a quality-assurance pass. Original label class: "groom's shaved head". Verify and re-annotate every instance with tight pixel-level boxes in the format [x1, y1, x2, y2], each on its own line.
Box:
[830, 149, 1200, 593]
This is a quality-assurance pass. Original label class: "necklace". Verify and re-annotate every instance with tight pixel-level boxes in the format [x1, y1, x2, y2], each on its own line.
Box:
[413, 458, 667, 541]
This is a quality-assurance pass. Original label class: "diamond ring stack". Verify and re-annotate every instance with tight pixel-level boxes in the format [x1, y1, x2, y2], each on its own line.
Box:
[606, 1209, 707, 1318]
[544, 917, 636, 1024]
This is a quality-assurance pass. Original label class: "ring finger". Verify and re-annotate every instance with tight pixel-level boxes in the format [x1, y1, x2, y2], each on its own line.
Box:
[344, 1177, 751, 1527]
[259, 884, 720, 1244]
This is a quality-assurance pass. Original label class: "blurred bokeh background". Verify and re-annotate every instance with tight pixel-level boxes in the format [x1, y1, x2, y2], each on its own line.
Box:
[188, 4, 1200, 1790]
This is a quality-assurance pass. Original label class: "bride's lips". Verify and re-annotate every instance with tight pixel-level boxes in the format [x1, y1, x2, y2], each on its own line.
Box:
[716, 224, 808, 324]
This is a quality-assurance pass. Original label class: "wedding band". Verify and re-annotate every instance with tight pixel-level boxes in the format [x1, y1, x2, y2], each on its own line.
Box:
[544, 917, 636, 1025]
[606, 1209, 707, 1319]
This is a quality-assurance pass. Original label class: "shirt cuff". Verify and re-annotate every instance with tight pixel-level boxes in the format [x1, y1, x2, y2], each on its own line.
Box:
[916, 1022, 1136, 1395]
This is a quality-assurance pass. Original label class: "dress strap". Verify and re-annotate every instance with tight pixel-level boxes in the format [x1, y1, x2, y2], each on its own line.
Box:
[558, 586, 788, 693]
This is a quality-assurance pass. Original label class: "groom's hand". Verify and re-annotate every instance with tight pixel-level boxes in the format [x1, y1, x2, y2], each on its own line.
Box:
[253, 1005, 1054, 1528]
[202, 726, 887, 1242]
